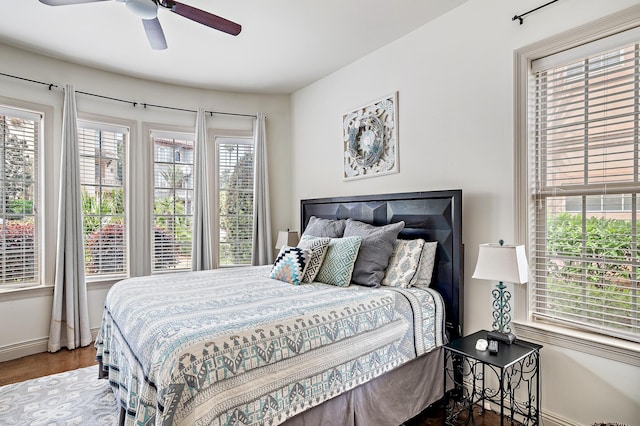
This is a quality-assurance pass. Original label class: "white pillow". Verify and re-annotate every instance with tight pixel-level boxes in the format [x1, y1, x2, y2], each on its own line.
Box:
[410, 241, 438, 287]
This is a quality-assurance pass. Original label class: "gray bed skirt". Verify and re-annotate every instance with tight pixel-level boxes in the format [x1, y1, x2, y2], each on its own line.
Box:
[285, 346, 445, 426]
[106, 347, 445, 426]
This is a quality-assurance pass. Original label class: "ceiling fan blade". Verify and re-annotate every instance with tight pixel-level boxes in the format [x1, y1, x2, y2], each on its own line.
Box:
[166, 1, 241, 36]
[142, 18, 168, 50]
[39, 0, 109, 5]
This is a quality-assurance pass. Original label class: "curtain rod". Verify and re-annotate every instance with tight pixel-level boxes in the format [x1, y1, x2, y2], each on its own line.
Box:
[512, 0, 559, 25]
[0, 71, 257, 119]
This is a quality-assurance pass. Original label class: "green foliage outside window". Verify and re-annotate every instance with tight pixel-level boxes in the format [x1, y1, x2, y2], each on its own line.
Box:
[153, 196, 191, 255]
[545, 212, 636, 330]
[0, 221, 35, 283]
[81, 189, 182, 273]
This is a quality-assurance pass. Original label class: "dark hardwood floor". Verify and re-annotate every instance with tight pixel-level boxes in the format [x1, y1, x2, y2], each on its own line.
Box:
[0, 344, 97, 386]
[0, 346, 510, 425]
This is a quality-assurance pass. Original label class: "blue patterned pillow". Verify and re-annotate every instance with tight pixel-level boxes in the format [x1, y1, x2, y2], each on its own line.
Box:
[315, 236, 362, 287]
[270, 246, 311, 285]
[297, 235, 331, 283]
[382, 238, 425, 288]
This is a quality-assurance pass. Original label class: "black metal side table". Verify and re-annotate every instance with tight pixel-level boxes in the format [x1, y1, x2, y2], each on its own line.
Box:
[444, 330, 542, 425]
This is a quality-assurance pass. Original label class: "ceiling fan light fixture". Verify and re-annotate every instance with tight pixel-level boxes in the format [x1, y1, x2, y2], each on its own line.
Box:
[126, 0, 157, 20]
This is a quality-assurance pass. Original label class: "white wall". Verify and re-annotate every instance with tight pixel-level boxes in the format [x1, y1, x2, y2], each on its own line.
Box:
[290, 0, 640, 424]
[0, 41, 292, 360]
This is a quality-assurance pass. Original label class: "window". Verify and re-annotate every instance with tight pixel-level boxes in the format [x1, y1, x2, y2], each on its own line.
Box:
[0, 105, 40, 286]
[524, 28, 640, 343]
[216, 135, 254, 266]
[78, 120, 127, 278]
[152, 131, 194, 272]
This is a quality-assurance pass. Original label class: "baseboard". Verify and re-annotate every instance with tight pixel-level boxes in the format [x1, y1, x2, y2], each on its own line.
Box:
[541, 409, 582, 426]
[0, 338, 49, 363]
[0, 328, 100, 363]
[459, 379, 580, 426]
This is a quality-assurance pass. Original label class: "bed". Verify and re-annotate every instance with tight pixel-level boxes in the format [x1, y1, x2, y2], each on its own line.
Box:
[95, 189, 463, 425]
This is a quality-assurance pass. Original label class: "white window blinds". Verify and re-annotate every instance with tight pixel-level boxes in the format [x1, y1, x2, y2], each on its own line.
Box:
[217, 137, 254, 266]
[152, 130, 195, 272]
[0, 106, 39, 286]
[529, 30, 640, 342]
[78, 120, 128, 277]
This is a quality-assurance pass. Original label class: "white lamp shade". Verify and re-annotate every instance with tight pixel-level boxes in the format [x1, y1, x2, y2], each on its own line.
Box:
[472, 243, 529, 284]
[275, 230, 299, 249]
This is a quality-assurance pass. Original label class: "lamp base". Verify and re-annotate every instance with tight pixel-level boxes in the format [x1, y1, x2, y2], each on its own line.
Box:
[487, 330, 516, 344]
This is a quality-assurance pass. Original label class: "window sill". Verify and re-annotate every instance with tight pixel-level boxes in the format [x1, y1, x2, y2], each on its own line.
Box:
[0, 285, 54, 301]
[0, 278, 119, 302]
[513, 321, 640, 367]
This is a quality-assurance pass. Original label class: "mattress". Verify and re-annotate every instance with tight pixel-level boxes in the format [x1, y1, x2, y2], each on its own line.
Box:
[95, 265, 445, 425]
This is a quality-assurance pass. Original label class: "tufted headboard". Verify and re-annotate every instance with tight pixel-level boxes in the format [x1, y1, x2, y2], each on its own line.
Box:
[300, 190, 464, 341]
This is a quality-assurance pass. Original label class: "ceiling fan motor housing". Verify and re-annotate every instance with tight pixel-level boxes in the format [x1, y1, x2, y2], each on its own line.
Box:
[124, 0, 157, 19]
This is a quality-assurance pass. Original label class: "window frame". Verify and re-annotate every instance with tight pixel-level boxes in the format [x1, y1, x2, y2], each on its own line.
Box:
[0, 104, 42, 289]
[77, 113, 135, 285]
[210, 129, 254, 268]
[0, 96, 53, 292]
[77, 116, 130, 281]
[514, 5, 640, 365]
[149, 127, 196, 274]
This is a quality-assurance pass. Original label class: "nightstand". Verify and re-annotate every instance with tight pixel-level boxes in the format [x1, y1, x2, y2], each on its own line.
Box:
[443, 330, 542, 425]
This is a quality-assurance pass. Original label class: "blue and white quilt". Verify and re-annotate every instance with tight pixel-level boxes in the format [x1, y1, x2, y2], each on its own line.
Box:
[95, 265, 445, 425]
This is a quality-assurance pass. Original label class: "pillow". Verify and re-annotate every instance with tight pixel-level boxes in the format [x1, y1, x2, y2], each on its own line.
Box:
[315, 236, 362, 287]
[302, 216, 346, 238]
[270, 246, 311, 285]
[381, 238, 426, 288]
[296, 235, 331, 282]
[342, 219, 405, 287]
[410, 241, 438, 287]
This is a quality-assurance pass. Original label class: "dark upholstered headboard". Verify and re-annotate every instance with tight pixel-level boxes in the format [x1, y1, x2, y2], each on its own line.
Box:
[300, 190, 464, 341]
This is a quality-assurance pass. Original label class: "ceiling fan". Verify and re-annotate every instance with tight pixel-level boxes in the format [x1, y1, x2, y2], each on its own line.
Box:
[39, 0, 242, 50]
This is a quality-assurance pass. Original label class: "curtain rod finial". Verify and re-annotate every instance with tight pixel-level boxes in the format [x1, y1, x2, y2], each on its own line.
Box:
[512, 14, 524, 24]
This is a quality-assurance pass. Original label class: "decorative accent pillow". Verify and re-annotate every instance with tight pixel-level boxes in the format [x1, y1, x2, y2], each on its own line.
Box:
[381, 238, 426, 288]
[343, 219, 405, 287]
[296, 235, 331, 282]
[270, 246, 311, 285]
[315, 236, 362, 287]
[302, 216, 346, 238]
[410, 241, 438, 287]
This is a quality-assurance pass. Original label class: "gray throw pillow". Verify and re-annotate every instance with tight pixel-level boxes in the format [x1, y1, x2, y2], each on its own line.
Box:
[302, 216, 346, 238]
[343, 219, 405, 287]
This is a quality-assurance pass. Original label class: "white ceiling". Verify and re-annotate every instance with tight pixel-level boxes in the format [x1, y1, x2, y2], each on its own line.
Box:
[0, 0, 467, 94]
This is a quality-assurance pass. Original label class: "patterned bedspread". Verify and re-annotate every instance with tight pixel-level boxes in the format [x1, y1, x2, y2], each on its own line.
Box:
[95, 265, 445, 425]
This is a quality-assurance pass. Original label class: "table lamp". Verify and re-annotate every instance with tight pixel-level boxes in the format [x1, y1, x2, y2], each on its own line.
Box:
[472, 240, 528, 344]
[274, 230, 299, 249]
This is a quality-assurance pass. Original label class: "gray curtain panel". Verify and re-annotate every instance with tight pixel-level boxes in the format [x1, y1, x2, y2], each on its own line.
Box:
[191, 108, 212, 271]
[48, 84, 91, 352]
[252, 112, 272, 265]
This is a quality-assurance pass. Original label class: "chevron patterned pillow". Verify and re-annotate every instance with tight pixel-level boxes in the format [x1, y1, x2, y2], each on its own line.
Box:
[270, 246, 311, 285]
[297, 235, 331, 283]
[315, 236, 362, 287]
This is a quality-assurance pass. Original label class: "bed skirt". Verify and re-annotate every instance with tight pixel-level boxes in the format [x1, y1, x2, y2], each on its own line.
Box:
[284, 346, 445, 426]
[105, 346, 445, 426]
